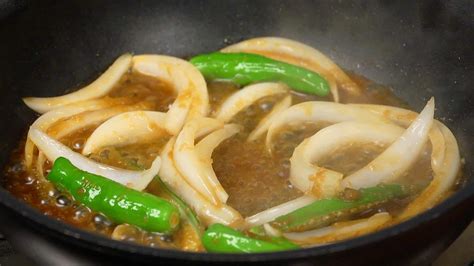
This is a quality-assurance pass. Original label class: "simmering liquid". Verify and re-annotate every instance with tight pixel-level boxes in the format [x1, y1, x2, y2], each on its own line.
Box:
[2, 71, 443, 250]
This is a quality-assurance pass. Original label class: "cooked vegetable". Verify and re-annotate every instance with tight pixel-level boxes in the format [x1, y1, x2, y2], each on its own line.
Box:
[160, 137, 243, 226]
[221, 37, 363, 101]
[265, 101, 389, 151]
[270, 184, 409, 232]
[47, 157, 180, 233]
[156, 177, 204, 234]
[190, 52, 330, 96]
[82, 111, 168, 155]
[8, 37, 463, 252]
[290, 121, 404, 198]
[132, 55, 210, 135]
[23, 54, 132, 114]
[214, 82, 288, 123]
[202, 223, 299, 253]
[342, 98, 435, 189]
[29, 129, 161, 191]
[284, 212, 392, 245]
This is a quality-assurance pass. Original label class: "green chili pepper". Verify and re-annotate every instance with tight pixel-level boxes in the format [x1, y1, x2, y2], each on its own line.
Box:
[202, 223, 299, 253]
[47, 157, 180, 234]
[271, 184, 409, 232]
[190, 52, 330, 96]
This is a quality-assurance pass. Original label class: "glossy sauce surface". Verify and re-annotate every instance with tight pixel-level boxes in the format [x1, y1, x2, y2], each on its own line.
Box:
[3, 71, 440, 250]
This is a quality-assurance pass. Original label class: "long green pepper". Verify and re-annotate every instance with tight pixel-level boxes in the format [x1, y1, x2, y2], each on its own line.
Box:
[270, 184, 409, 232]
[202, 223, 299, 253]
[190, 52, 330, 96]
[47, 157, 180, 234]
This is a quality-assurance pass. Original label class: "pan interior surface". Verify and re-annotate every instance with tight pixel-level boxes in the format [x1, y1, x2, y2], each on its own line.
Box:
[0, 0, 472, 264]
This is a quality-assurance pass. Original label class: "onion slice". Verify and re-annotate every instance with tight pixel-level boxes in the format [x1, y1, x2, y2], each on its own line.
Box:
[159, 137, 243, 226]
[245, 195, 315, 228]
[284, 212, 391, 245]
[173, 118, 228, 204]
[290, 121, 404, 197]
[266, 101, 389, 152]
[48, 101, 154, 140]
[215, 82, 288, 123]
[342, 98, 435, 189]
[29, 128, 160, 191]
[24, 99, 123, 168]
[36, 102, 153, 179]
[132, 55, 209, 134]
[401, 123, 460, 219]
[82, 111, 168, 155]
[350, 104, 446, 171]
[23, 54, 132, 114]
[247, 95, 292, 141]
[222, 37, 361, 101]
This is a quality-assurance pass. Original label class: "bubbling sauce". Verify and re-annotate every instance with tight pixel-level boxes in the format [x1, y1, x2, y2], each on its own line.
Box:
[2, 71, 443, 251]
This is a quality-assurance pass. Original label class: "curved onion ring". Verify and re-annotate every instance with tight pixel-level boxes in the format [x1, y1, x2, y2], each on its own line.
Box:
[222, 37, 361, 101]
[283, 212, 391, 246]
[266, 101, 389, 151]
[82, 111, 168, 155]
[195, 124, 242, 159]
[399, 123, 460, 219]
[132, 55, 209, 135]
[29, 128, 160, 191]
[35, 102, 154, 179]
[160, 137, 242, 226]
[24, 98, 125, 168]
[247, 95, 292, 141]
[342, 98, 435, 189]
[23, 54, 132, 114]
[290, 121, 405, 197]
[348, 104, 460, 218]
[47, 102, 154, 139]
[349, 104, 446, 170]
[215, 82, 288, 123]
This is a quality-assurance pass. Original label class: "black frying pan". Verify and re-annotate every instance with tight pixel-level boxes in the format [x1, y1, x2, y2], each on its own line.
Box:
[0, 1, 473, 265]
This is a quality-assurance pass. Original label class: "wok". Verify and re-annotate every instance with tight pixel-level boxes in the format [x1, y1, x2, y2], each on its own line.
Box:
[0, 0, 473, 265]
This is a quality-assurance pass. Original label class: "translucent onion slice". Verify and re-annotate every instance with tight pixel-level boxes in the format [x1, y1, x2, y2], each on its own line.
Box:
[284, 212, 391, 245]
[263, 223, 283, 237]
[194, 124, 241, 204]
[82, 111, 168, 155]
[23, 54, 132, 114]
[247, 95, 292, 141]
[290, 121, 404, 197]
[195, 124, 241, 159]
[160, 137, 242, 226]
[348, 103, 459, 216]
[29, 128, 160, 191]
[215, 82, 288, 123]
[35, 102, 152, 180]
[132, 55, 209, 135]
[266, 101, 389, 152]
[399, 123, 460, 219]
[222, 37, 361, 101]
[173, 118, 228, 205]
[245, 196, 315, 228]
[342, 98, 435, 189]
[24, 98, 122, 168]
[48, 102, 154, 140]
[350, 104, 446, 170]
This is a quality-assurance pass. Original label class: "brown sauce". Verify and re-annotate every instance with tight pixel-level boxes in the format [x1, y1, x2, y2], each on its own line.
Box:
[1, 70, 448, 251]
